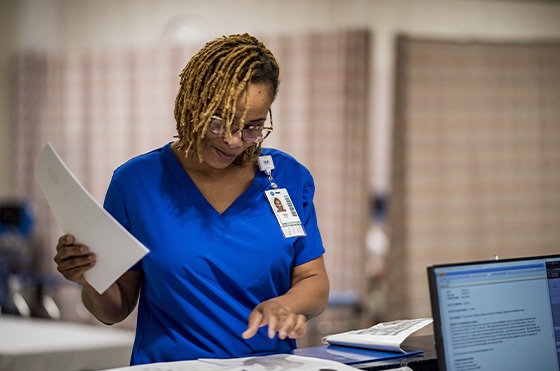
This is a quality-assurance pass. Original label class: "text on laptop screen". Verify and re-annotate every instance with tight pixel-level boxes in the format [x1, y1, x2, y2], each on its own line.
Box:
[429, 256, 560, 371]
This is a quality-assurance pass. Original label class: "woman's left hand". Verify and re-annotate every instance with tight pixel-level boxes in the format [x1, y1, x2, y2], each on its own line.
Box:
[242, 300, 306, 340]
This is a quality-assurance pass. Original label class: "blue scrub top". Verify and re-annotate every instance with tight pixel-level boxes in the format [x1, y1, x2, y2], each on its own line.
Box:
[103, 143, 325, 365]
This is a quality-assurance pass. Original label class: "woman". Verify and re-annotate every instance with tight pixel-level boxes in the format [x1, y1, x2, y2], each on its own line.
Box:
[274, 197, 286, 212]
[54, 33, 329, 365]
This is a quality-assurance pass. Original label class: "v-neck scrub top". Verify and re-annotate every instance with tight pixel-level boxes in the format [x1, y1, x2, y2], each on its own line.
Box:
[103, 143, 325, 365]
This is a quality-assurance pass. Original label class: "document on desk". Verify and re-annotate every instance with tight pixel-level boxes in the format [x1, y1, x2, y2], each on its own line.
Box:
[34, 143, 149, 294]
[201, 354, 358, 370]
[102, 354, 358, 371]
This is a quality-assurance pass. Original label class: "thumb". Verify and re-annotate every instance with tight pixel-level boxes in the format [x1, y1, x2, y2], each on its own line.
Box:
[242, 310, 264, 339]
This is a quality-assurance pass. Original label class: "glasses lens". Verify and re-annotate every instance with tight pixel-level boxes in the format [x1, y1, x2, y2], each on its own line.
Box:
[209, 118, 224, 136]
[242, 128, 266, 142]
[244, 112, 272, 142]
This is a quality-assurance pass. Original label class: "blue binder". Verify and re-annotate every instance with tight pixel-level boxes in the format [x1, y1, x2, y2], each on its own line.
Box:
[294, 344, 422, 365]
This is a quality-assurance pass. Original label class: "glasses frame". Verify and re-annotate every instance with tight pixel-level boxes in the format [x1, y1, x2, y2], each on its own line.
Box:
[208, 109, 274, 143]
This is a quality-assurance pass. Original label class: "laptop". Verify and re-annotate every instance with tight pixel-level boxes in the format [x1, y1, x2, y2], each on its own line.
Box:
[427, 254, 560, 371]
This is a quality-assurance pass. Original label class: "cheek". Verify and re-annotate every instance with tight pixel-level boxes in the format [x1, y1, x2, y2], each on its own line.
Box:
[199, 136, 212, 148]
[242, 142, 257, 153]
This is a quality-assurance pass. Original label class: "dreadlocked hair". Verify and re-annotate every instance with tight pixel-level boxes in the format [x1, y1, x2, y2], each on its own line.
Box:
[174, 33, 280, 165]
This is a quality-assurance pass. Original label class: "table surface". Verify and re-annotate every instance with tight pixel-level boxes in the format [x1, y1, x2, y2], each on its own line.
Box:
[0, 315, 135, 371]
[0, 315, 439, 371]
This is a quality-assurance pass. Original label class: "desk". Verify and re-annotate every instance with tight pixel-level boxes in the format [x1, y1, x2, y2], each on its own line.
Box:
[0, 316, 437, 371]
[354, 335, 438, 371]
[0, 315, 135, 371]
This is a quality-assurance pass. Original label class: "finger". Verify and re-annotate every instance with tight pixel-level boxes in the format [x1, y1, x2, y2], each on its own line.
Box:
[267, 314, 279, 339]
[288, 315, 307, 339]
[57, 258, 95, 285]
[56, 252, 96, 272]
[59, 265, 89, 284]
[57, 234, 74, 250]
[56, 252, 96, 278]
[277, 313, 297, 340]
[242, 310, 263, 339]
[54, 244, 96, 286]
[54, 244, 91, 264]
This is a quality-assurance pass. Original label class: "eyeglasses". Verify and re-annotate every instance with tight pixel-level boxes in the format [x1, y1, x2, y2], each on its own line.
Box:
[208, 109, 273, 143]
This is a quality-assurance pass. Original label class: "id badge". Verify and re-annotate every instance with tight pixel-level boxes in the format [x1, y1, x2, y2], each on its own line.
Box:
[265, 188, 307, 238]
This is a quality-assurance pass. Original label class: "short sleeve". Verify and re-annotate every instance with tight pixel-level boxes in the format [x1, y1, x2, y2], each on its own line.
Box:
[292, 170, 325, 267]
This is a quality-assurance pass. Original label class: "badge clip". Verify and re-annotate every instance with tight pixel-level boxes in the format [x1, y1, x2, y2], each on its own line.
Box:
[258, 155, 277, 189]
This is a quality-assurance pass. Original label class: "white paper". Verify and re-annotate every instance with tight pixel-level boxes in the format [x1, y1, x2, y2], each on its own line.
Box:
[101, 360, 229, 371]
[102, 354, 358, 371]
[200, 354, 358, 370]
[34, 143, 149, 294]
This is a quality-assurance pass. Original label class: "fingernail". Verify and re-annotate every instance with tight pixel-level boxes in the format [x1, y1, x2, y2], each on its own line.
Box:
[81, 246, 87, 253]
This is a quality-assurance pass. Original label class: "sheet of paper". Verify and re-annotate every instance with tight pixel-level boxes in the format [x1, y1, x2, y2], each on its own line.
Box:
[34, 143, 149, 294]
[101, 354, 358, 371]
[101, 360, 229, 371]
[201, 354, 358, 370]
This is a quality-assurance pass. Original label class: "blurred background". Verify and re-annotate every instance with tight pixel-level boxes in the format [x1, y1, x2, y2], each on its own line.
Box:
[1, 0, 560, 359]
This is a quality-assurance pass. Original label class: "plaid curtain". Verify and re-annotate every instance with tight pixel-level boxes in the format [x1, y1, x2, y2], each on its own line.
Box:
[390, 36, 560, 319]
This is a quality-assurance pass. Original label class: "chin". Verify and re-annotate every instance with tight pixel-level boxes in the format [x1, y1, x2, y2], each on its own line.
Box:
[206, 154, 236, 169]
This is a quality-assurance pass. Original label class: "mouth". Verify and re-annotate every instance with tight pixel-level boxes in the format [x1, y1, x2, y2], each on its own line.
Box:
[215, 147, 237, 159]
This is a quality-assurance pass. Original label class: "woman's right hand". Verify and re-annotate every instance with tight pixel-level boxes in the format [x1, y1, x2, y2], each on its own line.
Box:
[54, 234, 96, 286]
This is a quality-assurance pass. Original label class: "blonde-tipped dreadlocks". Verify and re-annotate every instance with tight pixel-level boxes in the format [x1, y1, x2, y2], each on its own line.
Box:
[174, 33, 280, 165]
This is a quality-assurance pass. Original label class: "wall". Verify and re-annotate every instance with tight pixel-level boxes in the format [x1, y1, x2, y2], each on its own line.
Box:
[0, 0, 18, 198]
[2, 0, 559, 198]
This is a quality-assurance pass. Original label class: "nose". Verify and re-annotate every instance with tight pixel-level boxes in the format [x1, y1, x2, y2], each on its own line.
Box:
[223, 131, 244, 148]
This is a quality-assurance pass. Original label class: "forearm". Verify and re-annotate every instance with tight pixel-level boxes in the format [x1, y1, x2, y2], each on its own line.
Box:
[81, 270, 141, 325]
[81, 282, 130, 325]
[276, 271, 330, 320]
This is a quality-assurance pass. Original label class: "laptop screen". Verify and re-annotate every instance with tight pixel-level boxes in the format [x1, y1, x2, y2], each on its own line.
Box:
[427, 255, 560, 371]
